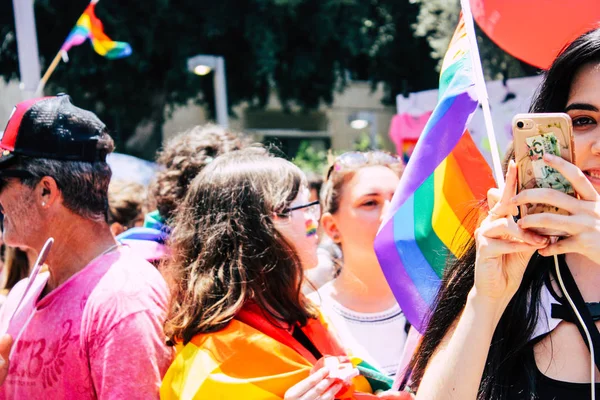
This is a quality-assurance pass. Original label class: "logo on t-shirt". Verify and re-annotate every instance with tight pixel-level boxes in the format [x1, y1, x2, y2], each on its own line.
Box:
[402, 138, 418, 163]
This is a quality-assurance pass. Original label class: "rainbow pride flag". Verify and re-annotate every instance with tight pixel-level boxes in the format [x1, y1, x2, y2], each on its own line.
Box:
[374, 16, 496, 333]
[61, 3, 132, 59]
[160, 304, 389, 399]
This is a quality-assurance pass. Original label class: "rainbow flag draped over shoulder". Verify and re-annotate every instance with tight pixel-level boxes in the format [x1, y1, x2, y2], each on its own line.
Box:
[374, 16, 496, 333]
[160, 305, 391, 399]
[61, 2, 132, 59]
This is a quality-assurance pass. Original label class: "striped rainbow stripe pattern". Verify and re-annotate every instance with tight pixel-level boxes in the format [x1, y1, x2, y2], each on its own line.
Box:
[61, 3, 132, 60]
[374, 16, 495, 333]
[305, 219, 318, 237]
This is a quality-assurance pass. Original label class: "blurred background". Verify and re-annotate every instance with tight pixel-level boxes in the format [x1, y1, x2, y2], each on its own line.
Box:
[0, 0, 539, 173]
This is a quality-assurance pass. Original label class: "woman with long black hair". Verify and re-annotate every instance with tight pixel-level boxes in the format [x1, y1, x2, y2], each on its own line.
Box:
[406, 28, 600, 400]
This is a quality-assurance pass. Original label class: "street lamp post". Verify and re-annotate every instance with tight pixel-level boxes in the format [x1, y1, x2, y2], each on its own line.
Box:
[12, 0, 41, 100]
[187, 55, 229, 128]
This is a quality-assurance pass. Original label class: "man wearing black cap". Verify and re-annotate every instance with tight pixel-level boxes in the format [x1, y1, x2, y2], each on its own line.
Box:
[0, 95, 173, 398]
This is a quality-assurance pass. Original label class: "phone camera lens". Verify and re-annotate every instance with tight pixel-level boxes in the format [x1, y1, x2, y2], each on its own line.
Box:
[517, 121, 524, 129]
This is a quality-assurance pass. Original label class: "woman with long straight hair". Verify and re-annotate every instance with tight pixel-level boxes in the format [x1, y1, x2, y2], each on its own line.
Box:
[160, 147, 405, 400]
[406, 27, 600, 400]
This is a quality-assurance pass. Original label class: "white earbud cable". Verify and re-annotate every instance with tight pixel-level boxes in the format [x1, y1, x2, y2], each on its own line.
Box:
[553, 254, 595, 399]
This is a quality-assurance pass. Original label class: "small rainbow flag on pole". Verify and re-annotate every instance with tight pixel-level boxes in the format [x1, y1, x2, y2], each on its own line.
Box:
[61, 1, 132, 59]
[373, 15, 496, 333]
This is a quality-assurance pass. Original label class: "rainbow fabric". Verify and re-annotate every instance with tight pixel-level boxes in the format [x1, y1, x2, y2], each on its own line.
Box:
[374, 16, 496, 333]
[160, 304, 389, 399]
[305, 219, 318, 237]
[61, 3, 132, 59]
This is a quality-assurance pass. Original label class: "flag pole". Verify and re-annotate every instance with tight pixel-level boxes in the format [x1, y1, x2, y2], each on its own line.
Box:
[34, 50, 67, 96]
[460, 0, 505, 188]
[34, 0, 98, 96]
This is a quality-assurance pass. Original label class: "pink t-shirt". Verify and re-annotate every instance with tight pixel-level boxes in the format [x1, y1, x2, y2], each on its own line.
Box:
[388, 111, 433, 162]
[0, 246, 174, 399]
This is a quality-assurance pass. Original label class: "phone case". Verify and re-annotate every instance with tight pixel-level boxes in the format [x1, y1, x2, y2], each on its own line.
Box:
[512, 113, 576, 236]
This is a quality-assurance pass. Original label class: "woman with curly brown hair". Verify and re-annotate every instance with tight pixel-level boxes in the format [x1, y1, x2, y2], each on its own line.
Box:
[120, 124, 248, 263]
[151, 124, 248, 224]
[160, 147, 405, 400]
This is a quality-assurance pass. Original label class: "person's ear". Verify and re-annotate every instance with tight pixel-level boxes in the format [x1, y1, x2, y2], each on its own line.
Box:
[110, 222, 125, 237]
[37, 176, 60, 209]
[320, 212, 341, 243]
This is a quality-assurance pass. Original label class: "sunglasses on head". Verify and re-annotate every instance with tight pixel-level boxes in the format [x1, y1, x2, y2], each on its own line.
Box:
[326, 151, 403, 180]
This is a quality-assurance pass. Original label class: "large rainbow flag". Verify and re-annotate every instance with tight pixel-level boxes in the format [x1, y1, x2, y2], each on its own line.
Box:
[61, 2, 132, 59]
[374, 16, 496, 333]
[160, 304, 392, 399]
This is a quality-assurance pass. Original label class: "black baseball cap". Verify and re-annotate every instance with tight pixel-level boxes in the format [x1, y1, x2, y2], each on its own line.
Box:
[0, 94, 110, 166]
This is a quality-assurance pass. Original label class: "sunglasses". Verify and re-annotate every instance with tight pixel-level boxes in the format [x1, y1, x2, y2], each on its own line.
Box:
[0, 169, 35, 231]
[326, 151, 403, 180]
[0, 170, 34, 179]
[0, 169, 35, 192]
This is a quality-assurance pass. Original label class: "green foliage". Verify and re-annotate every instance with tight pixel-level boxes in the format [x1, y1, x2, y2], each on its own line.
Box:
[351, 131, 386, 151]
[1, 0, 442, 158]
[359, 0, 439, 103]
[353, 132, 372, 152]
[411, 0, 539, 80]
[292, 140, 328, 175]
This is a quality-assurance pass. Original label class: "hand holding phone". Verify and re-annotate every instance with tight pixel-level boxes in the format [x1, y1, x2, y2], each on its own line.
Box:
[512, 113, 576, 236]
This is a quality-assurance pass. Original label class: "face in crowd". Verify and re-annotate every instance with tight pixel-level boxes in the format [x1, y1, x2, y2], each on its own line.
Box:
[567, 62, 600, 192]
[273, 187, 320, 270]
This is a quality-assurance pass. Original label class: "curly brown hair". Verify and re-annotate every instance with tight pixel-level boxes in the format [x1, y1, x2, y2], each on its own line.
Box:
[108, 179, 146, 228]
[151, 124, 248, 221]
[164, 147, 318, 345]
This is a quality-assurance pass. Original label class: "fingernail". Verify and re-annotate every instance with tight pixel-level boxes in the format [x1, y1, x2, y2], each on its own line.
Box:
[510, 196, 517, 203]
[543, 153, 554, 161]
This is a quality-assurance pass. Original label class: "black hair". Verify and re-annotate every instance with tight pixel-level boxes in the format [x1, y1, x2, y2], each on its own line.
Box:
[14, 155, 112, 223]
[404, 27, 600, 399]
[529, 28, 600, 114]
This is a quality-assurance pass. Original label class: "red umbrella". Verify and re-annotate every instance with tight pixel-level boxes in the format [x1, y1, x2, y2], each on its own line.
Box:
[471, 0, 600, 69]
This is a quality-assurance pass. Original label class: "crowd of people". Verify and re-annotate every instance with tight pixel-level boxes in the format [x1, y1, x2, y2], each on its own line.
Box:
[0, 26, 597, 400]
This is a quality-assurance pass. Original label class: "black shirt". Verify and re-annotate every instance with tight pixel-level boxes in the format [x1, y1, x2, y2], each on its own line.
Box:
[508, 342, 599, 399]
